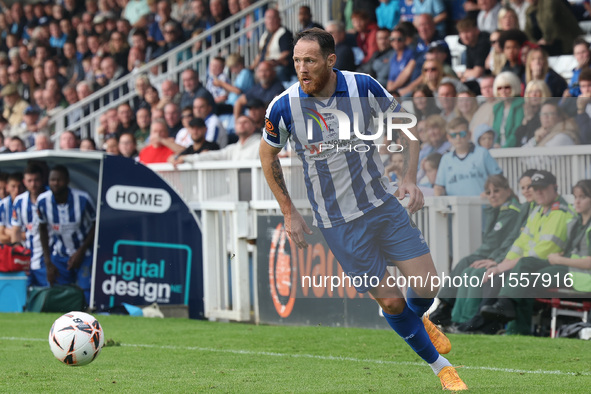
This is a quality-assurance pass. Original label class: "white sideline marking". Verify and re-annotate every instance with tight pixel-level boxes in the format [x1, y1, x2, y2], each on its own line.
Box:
[3, 336, 589, 377]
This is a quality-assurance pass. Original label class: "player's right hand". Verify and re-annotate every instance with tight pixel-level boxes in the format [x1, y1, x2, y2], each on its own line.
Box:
[284, 209, 312, 249]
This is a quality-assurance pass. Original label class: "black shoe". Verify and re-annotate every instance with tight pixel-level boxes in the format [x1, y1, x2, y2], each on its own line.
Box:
[480, 299, 516, 323]
[429, 302, 453, 326]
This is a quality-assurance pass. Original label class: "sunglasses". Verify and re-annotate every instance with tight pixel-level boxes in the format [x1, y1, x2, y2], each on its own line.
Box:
[497, 85, 512, 91]
[449, 131, 468, 139]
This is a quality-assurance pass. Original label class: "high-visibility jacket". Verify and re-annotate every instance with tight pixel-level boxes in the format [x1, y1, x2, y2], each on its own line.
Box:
[473, 197, 522, 260]
[565, 215, 591, 292]
[506, 196, 575, 260]
[493, 201, 536, 263]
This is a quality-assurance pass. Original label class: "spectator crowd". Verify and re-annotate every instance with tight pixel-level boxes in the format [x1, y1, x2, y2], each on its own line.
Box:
[0, 0, 588, 164]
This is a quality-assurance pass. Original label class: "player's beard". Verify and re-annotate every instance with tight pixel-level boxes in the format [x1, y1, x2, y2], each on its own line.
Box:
[299, 66, 331, 96]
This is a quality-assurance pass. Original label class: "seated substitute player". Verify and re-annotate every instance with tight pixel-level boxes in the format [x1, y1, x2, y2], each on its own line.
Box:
[260, 28, 467, 391]
[38, 165, 96, 304]
[11, 164, 48, 287]
[0, 172, 24, 244]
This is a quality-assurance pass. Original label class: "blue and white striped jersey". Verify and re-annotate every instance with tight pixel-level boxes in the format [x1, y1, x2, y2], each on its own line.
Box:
[263, 69, 400, 228]
[0, 195, 15, 229]
[37, 188, 96, 257]
[11, 191, 43, 269]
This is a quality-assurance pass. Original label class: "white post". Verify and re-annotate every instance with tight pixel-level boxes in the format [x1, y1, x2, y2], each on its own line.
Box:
[231, 202, 251, 321]
[427, 197, 451, 277]
[450, 197, 483, 265]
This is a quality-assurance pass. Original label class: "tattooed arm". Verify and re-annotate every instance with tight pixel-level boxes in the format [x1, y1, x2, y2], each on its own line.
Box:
[259, 140, 312, 248]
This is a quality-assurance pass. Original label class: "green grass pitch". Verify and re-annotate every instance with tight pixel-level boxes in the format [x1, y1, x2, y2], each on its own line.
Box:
[1, 312, 591, 392]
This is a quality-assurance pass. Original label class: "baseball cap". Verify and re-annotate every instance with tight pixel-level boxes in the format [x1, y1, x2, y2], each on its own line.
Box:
[38, 16, 50, 26]
[245, 98, 265, 109]
[529, 170, 557, 188]
[1, 84, 18, 97]
[93, 14, 106, 24]
[189, 118, 206, 128]
[20, 64, 33, 73]
[24, 105, 41, 115]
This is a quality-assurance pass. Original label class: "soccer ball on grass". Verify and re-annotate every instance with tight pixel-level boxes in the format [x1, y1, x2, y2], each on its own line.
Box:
[49, 311, 104, 366]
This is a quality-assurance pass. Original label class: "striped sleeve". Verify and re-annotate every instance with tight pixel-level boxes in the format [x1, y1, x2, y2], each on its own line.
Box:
[263, 92, 291, 149]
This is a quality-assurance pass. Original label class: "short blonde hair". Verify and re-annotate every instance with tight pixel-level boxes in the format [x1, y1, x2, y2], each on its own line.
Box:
[425, 114, 446, 130]
[493, 71, 522, 97]
[226, 53, 244, 68]
[524, 80, 551, 98]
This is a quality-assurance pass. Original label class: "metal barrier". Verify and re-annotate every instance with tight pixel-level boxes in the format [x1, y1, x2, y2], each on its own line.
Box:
[152, 161, 485, 321]
[150, 145, 591, 322]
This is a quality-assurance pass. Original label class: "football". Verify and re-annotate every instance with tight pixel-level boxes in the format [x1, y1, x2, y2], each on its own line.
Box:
[48, 311, 104, 366]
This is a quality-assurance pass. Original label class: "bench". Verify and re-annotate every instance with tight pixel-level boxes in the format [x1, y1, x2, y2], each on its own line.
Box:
[536, 288, 591, 338]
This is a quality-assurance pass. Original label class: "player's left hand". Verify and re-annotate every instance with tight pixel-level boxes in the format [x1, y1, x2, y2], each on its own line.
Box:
[397, 182, 424, 214]
[67, 250, 85, 270]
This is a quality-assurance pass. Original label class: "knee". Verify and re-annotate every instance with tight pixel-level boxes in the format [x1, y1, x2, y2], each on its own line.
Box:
[379, 297, 407, 315]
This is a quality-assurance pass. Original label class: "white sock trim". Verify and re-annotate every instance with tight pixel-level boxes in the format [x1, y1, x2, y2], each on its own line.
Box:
[429, 354, 452, 375]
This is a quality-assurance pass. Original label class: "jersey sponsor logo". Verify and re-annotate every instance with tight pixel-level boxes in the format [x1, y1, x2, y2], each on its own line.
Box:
[265, 118, 277, 137]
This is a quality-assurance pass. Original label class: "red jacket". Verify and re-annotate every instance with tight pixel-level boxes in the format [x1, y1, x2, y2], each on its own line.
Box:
[357, 22, 378, 64]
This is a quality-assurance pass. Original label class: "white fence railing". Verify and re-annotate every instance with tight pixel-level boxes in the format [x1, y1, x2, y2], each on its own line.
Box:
[489, 145, 591, 196]
[150, 146, 591, 322]
[151, 160, 489, 321]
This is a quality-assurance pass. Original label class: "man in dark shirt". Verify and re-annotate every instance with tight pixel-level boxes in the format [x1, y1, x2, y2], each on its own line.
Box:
[233, 61, 285, 119]
[171, 117, 220, 162]
[180, 68, 215, 110]
[357, 27, 393, 87]
[298, 5, 323, 32]
[457, 18, 490, 82]
[164, 102, 183, 138]
[326, 20, 356, 72]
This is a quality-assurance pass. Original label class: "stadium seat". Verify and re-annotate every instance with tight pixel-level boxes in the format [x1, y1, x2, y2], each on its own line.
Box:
[444, 35, 464, 69]
[580, 20, 591, 34]
[548, 55, 576, 81]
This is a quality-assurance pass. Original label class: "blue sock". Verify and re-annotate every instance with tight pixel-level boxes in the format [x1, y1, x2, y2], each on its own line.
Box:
[383, 304, 439, 364]
[406, 287, 433, 317]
